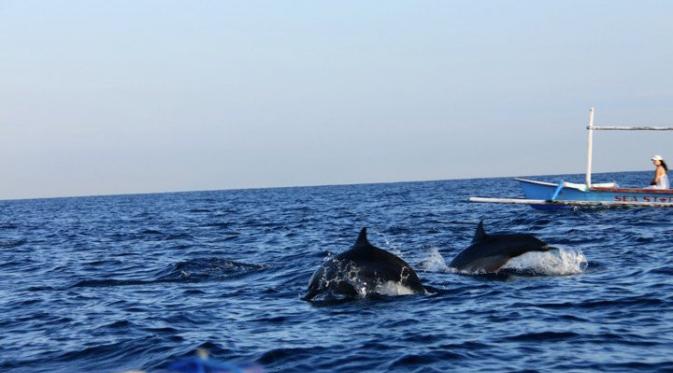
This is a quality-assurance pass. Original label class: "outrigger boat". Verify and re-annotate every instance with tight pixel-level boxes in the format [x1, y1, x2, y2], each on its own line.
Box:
[470, 108, 673, 209]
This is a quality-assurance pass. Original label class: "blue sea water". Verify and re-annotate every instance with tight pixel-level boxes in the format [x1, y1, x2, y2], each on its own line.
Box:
[2, 171, 673, 372]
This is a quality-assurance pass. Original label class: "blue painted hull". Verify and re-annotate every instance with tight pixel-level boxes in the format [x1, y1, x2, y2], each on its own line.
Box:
[517, 178, 673, 209]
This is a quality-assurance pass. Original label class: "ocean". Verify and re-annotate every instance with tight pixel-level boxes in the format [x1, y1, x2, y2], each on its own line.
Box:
[2, 171, 673, 372]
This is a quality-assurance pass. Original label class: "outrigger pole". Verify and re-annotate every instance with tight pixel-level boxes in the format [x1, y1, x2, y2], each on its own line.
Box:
[468, 196, 673, 208]
[584, 107, 673, 188]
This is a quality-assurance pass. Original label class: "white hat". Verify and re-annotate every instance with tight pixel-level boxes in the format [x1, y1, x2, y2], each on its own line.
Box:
[652, 155, 664, 161]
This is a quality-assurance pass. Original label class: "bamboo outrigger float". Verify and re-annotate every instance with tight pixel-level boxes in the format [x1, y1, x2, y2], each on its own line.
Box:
[470, 108, 673, 209]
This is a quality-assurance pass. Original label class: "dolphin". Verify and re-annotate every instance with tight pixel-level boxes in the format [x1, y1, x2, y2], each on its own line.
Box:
[302, 228, 426, 301]
[449, 221, 554, 273]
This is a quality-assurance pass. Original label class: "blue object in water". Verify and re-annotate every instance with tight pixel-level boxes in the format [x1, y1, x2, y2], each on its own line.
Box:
[169, 356, 262, 373]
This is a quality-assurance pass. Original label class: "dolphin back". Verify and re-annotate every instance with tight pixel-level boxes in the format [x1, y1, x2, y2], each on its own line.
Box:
[339, 252, 425, 296]
[450, 222, 552, 273]
[303, 228, 425, 300]
[338, 232, 425, 293]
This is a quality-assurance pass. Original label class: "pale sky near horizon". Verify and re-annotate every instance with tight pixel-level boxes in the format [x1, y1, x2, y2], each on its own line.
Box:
[2, 1, 673, 199]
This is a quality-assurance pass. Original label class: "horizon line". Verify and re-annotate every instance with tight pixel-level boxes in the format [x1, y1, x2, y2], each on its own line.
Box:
[0, 169, 648, 203]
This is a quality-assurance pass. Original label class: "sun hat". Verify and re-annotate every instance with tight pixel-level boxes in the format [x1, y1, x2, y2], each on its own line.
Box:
[651, 155, 664, 161]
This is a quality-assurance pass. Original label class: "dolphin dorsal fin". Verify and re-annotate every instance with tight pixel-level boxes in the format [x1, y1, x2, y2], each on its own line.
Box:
[473, 221, 487, 243]
[355, 227, 370, 247]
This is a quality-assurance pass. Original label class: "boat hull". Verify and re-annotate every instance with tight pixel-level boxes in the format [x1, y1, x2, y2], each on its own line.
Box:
[516, 178, 673, 209]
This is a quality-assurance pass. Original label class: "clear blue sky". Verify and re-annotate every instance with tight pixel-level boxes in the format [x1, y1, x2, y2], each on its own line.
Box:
[2, 1, 673, 199]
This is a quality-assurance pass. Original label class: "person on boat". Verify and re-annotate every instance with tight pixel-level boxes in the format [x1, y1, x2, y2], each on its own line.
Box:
[647, 155, 670, 189]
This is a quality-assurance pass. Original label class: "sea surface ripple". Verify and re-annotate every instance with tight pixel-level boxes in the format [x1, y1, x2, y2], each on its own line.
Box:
[2, 171, 673, 372]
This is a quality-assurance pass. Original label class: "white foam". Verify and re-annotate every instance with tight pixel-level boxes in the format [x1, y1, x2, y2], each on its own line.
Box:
[417, 246, 587, 276]
[312, 257, 426, 298]
[417, 247, 451, 272]
[500, 246, 588, 275]
[374, 281, 416, 296]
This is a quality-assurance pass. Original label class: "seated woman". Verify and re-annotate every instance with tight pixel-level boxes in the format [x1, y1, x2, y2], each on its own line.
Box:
[647, 155, 670, 189]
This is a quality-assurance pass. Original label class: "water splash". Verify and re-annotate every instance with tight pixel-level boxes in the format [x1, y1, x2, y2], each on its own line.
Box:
[374, 281, 416, 296]
[307, 258, 419, 300]
[417, 247, 451, 272]
[500, 246, 588, 275]
[418, 247, 587, 276]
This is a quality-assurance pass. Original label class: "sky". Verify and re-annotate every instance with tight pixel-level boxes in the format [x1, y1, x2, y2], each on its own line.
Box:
[2, 0, 673, 199]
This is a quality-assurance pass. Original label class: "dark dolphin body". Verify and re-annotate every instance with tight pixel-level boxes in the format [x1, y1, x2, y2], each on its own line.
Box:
[303, 228, 425, 301]
[450, 221, 554, 273]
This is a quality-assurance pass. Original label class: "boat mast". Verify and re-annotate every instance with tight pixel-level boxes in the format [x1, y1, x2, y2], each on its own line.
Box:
[584, 108, 673, 188]
[585, 107, 595, 188]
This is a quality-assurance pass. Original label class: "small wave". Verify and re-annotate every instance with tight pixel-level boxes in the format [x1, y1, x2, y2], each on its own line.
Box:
[143, 326, 179, 334]
[132, 229, 193, 241]
[505, 331, 580, 342]
[72, 278, 152, 287]
[168, 258, 265, 279]
[257, 346, 327, 365]
[72, 258, 265, 288]
[389, 351, 464, 369]
[649, 266, 673, 276]
[201, 222, 231, 229]
[0, 238, 27, 248]
[500, 246, 588, 275]
[25, 285, 56, 292]
[95, 320, 134, 330]
[140, 228, 163, 235]
[163, 232, 194, 241]
[516, 296, 665, 311]
[188, 208, 212, 213]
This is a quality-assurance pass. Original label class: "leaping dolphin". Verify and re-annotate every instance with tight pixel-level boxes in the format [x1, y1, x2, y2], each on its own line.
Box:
[449, 221, 554, 273]
[303, 228, 426, 301]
